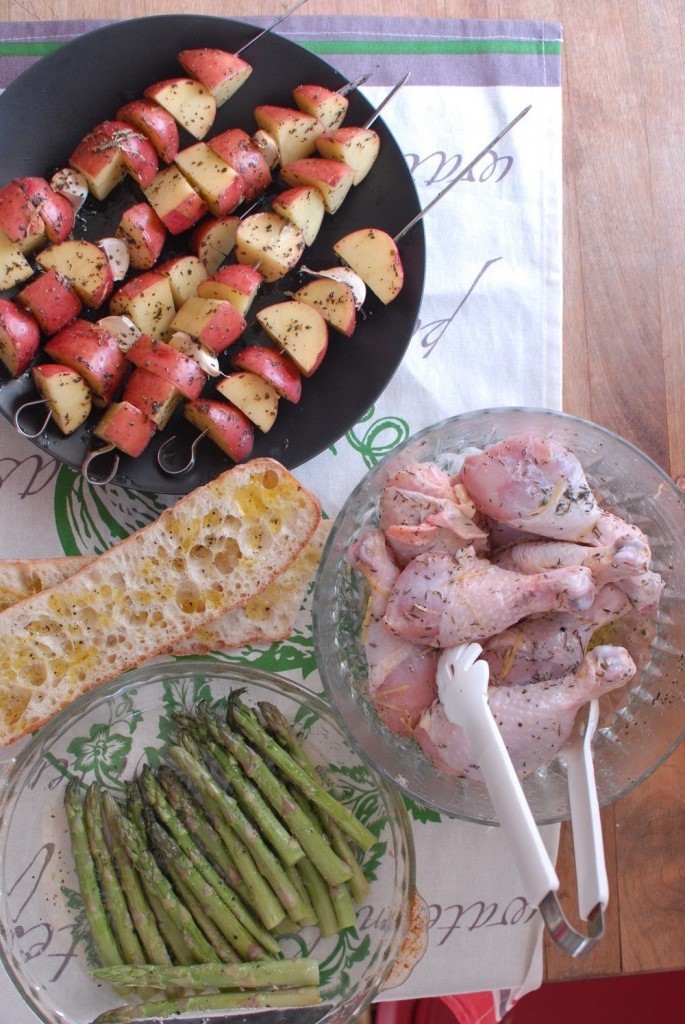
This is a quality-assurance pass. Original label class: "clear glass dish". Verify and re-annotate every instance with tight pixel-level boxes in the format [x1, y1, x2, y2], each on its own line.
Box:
[0, 660, 415, 1024]
[313, 407, 685, 825]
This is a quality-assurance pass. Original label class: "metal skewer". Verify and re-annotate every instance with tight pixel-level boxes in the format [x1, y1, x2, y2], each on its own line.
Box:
[81, 444, 120, 487]
[14, 397, 53, 439]
[394, 103, 532, 243]
[157, 429, 209, 476]
[363, 73, 410, 129]
[235, 0, 309, 56]
[337, 72, 372, 97]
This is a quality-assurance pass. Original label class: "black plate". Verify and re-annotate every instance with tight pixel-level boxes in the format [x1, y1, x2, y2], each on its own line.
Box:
[0, 14, 425, 495]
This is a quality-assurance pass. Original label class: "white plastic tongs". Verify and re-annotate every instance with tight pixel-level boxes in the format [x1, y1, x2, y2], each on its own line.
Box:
[437, 643, 608, 957]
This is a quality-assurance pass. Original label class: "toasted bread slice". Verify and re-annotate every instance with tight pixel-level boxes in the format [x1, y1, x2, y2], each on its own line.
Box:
[0, 459, 321, 747]
[0, 520, 331, 652]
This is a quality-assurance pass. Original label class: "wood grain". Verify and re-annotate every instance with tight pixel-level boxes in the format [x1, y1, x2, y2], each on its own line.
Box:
[0, 0, 682, 985]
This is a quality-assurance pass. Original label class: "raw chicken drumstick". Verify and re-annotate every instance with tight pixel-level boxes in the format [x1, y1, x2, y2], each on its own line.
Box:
[482, 583, 633, 685]
[383, 545, 596, 647]
[415, 644, 637, 779]
[347, 529, 437, 737]
[492, 534, 651, 586]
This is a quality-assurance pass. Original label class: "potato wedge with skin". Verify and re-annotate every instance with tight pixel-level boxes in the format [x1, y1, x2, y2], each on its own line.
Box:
[174, 143, 244, 217]
[157, 255, 208, 308]
[272, 186, 325, 246]
[168, 295, 246, 355]
[293, 276, 357, 337]
[116, 99, 180, 164]
[0, 181, 46, 252]
[231, 344, 302, 403]
[184, 398, 254, 462]
[93, 400, 156, 458]
[126, 334, 206, 400]
[217, 371, 280, 433]
[189, 215, 240, 274]
[44, 320, 128, 407]
[197, 264, 262, 317]
[235, 211, 305, 283]
[15, 177, 75, 244]
[69, 121, 158, 197]
[116, 202, 167, 271]
[292, 84, 348, 130]
[209, 129, 271, 202]
[122, 366, 182, 429]
[36, 239, 114, 309]
[144, 166, 207, 236]
[333, 227, 404, 305]
[315, 127, 381, 185]
[109, 271, 176, 340]
[144, 78, 216, 140]
[256, 300, 328, 377]
[31, 363, 91, 435]
[0, 298, 40, 376]
[253, 105, 325, 166]
[177, 49, 253, 107]
[279, 158, 355, 214]
[16, 268, 82, 336]
[0, 228, 34, 291]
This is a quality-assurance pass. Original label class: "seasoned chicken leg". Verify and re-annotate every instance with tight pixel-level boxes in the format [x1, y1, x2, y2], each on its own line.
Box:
[383, 545, 596, 647]
[482, 583, 633, 684]
[460, 434, 603, 541]
[415, 645, 636, 778]
[492, 534, 651, 586]
[347, 529, 437, 737]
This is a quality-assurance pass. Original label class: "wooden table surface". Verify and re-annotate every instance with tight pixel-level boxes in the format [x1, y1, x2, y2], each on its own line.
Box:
[1, 0, 683, 992]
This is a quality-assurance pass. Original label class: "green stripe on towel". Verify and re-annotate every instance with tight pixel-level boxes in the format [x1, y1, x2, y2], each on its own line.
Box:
[0, 37, 561, 58]
[300, 39, 562, 56]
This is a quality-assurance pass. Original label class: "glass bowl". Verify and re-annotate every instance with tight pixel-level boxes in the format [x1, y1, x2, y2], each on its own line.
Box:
[313, 407, 685, 825]
[0, 660, 415, 1024]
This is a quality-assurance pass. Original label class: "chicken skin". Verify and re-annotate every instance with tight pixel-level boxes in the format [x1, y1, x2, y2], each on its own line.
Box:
[459, 434, 603, 541]
[415, 645, 636, 778]
[492, 534, 651, 586]
[383, 545, 596, 647]
[379, 461, 487, 566]
[482, 583, 633, 685]
[347, 529, 437, 737]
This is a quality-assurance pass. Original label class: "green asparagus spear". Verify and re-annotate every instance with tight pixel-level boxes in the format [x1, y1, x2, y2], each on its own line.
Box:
[259, 700, 371, 903]
[83, 784, 146, 966]
[157, 766, 244, 889]
[156, 767, 279, 953]
[290, 787, 358, 932]
[196, 710, 304, 868]
[109, 806, 218, 964]
[163, 752, 286, 932]
[147, 815, 273, 961]
[169, 741, 310, 923]
[92, 986, 322, 1024]
[139, 768, 275, 959]
[228, 692, 376, 851]
[118, 787, 197, 966]
[64, 780, 123, 968]
[207, 719, 353, 886]
[167, 867, 242, 964]
[297, 857, 339, 938]
[100, 793, 171, 965]
[93, 957, 320, 990]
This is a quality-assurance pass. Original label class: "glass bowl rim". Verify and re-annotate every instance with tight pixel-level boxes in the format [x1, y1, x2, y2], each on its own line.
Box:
[0, 657, 417, 1024]
[313, 405, 685, 825]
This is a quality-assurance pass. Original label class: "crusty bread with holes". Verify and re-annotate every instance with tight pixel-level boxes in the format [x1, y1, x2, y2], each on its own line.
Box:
[0, 520, 331, 652]
[0, 458, 321, 747]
